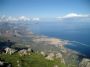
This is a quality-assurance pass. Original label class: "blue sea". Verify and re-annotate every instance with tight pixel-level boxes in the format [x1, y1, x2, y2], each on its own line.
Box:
[29, 21, 90, 57]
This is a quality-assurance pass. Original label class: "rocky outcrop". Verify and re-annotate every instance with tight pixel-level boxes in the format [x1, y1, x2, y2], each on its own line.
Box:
[4, 47, 16, 55]
[56, 53, 65, 64]
[45, 52, 65, 64]
[3, 47, 32, 56]
[79, 58, 90, 67]
[18, 49, 28, 56]
[18, 48, 31, 56]
[45, 53, 55, 60]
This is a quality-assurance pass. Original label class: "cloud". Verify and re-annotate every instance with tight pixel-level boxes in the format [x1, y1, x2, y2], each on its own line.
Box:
[57, 13, 89, 19]
[56, 13, 90, 21]
[18, 16, 31, 21]
[32, 17, 40, 21]
[0, 16, 40, 22]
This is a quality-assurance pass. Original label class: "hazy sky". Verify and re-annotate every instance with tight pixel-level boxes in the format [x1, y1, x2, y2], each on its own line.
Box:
[0, 0, 90, 17]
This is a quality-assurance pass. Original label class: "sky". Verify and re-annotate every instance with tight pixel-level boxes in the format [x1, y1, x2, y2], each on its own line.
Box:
[0, 0, 90, 17]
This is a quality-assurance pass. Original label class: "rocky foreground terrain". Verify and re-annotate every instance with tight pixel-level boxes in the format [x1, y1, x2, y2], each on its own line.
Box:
[0, 22, 90, 67]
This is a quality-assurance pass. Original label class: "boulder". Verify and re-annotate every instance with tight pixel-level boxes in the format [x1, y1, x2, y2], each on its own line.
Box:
[18, 49, 28, 56]
[45, 53, 55, 60]
[40, 51, 46, 56]
[79, 58, 90, 67]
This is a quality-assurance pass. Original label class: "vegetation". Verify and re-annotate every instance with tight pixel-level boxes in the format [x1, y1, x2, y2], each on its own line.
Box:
[0, 53, 66, 67]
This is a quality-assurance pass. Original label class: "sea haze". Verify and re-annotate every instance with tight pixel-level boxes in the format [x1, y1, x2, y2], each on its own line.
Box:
[29, 21, 90, 57]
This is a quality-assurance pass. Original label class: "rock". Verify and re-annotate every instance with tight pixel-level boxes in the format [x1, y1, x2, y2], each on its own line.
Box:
[4, 47, 16, 55]
[27, 48, 32, 52]
[54, 65, 58, 67]
[56, 53, 62, 59]
[45, 53, 55, 60]
[40, 51, 46, 56]
[55, 53, 65, 64]
[79, 58, 90, 67]
[18, 49, 28, 56]
[0, 61, 4, 66]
